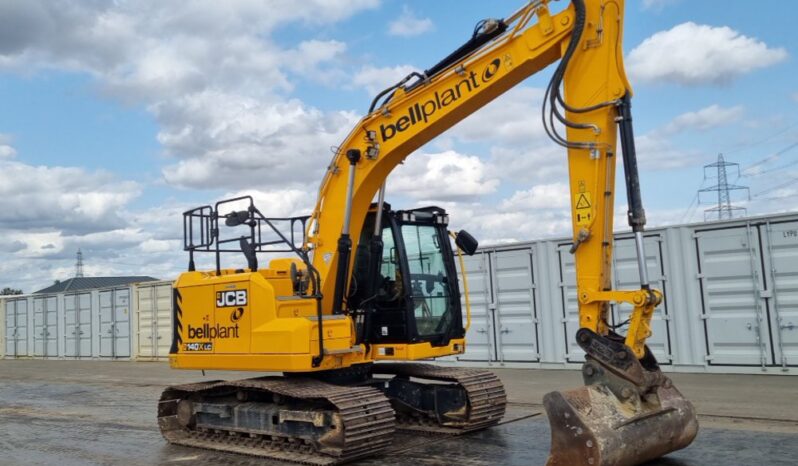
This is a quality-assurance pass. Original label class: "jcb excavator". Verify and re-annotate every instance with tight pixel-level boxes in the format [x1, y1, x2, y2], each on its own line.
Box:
[158, 1, 698, 465]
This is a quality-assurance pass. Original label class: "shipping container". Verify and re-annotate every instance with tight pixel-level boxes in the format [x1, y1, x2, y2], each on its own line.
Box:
[135, 281, 174, 360]
[98, 287, 133, 358]
[3, 296, 30, 358]
[3, 212, 798, 374]
[448, 212, 798, 374]
[32, 295, 58, 357]
[2, 286, 136, 360]
[0, 299, 5, 358]
[457, 251, 492, 362]
[762, 220, 798, 368]
[554, 233, 671, 364]
[64, 292, 93, 358]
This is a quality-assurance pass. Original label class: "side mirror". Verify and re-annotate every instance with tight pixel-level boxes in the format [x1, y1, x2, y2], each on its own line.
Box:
[455, 230, 478, 256]
[225, 210, 250, 227]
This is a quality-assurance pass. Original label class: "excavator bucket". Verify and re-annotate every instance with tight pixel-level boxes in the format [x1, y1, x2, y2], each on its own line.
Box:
[543, 329, 698, 466]
[544, 382, 698, 466]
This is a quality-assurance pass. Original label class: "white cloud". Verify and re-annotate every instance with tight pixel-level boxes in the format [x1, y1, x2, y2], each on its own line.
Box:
[0, 1, 378, 192]
[0, 240, 26, 254]
[634, 133, 705, 169]
[0, 195, 202, 292]
[158, 92, 359, 189]
[660, 104, 743, 135]
[473, 209, 572, 244]
[444, 86, 567, 185]
[486, 145, 568, 183]
[642, 0, 681, 11]
[376, 86, 574, 244]
[0, 225, 180, 292]
[397, 197, 573, 245]
[139, 239, 177, 254]
[404, 102, 750, 248]
[0, 134, 15, 158]
[221, 188, 314, 218]
[500, 183, 570, 211]
[388, 6, 433, 37]
[628, 105, 742, 170]
[284, 40, 350, 87]
[451, 87, 547, 145]
[290, 40, 347, 72]
[0, 1, 388, 292]
[389, 150, 499, 199]
[0, 159, 140, 234]
[352, 64, 418, 96]
[627, 22, 788, 85]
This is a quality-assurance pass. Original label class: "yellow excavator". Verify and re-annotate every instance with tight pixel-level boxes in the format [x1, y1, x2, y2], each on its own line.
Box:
[157, 1, 698, 465]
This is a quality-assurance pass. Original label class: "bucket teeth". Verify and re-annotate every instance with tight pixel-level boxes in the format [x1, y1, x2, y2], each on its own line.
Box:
[543, 383, 698, 466]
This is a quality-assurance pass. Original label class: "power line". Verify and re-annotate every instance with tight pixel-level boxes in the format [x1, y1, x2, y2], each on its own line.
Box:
[747, 159, 798, 177]
[680, 192, 700, 224]
[753, 175, 798, 198]
[741, 140, 798, 176]
[755, 192, 798, 202]
[723, 122, 798, 156]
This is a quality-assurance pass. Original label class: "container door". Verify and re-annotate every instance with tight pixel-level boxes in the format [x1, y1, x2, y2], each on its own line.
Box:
[456, 252, 494, 362]
[78, 293, 92, 357]
[491, 248, 540, 362]
[99, 290, 114, 357]
[695, 226, 771, 366]
[114, 289, 131, 358]
[762, 221, 798, 368]
[557, 244, 583, 362]
[611, 235, 672, 363]
[65, 295, 78, 357]
[5, 301, 16, 357]
[14, 300, 28, 356]
[45, 296, 57, 357]
[155, 285, 173, 358]
[137, 287, 155, 358]
[33, 297, 46, 356]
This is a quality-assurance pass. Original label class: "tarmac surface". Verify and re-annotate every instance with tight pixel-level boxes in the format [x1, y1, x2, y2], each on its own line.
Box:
[1, 359, 797, 466]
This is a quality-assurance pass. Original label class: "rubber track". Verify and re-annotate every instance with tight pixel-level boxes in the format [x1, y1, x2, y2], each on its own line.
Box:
[158, 377, 395, 465]
[372, 363, 507, 434]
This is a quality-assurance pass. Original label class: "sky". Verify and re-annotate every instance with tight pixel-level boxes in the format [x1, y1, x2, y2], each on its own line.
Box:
[0, 0, 796, 293]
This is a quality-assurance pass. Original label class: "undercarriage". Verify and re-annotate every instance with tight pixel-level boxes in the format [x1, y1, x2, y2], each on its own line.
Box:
[158, 363, 507, 464]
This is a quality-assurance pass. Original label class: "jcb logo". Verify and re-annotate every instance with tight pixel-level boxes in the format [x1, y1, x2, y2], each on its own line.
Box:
[216, 290, 247, 307]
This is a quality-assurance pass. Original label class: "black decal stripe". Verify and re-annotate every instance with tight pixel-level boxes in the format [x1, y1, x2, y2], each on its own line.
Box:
[170, 288, 183, 354]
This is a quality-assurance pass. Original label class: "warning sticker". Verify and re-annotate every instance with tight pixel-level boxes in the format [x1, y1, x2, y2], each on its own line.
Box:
[576, 193, 591, 209]
[575, 192, 593, 226]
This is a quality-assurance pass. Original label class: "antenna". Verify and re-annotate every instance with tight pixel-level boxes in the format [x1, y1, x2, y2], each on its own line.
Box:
[698, 154, 749, 221]
[75, 249, 85, 278]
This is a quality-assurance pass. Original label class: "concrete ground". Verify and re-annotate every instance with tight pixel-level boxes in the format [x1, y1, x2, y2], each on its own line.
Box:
[1, 359, 796, 466]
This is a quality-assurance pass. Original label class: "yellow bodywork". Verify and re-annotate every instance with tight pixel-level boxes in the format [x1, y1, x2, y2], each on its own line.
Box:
[171, 0, 658, 373]
[170, 263, 465, 372]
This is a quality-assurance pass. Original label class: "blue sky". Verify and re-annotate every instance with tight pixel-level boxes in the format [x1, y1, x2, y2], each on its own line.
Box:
[0, 0, 796, 292]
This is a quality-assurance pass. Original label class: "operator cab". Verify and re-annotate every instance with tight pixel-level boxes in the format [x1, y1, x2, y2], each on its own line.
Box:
[181, 196, 478, 351]
[349, 205, 477, 348]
